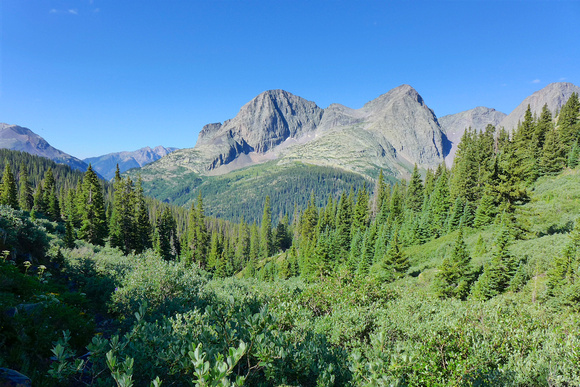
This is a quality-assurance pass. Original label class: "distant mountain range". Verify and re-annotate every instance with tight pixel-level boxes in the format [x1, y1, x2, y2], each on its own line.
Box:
[0, 123, 177, 179]
[83, 146, 178, 180]
[2, 82, 579, 205]
[138, 82, 580, 180]
[0, 123, 89, 172]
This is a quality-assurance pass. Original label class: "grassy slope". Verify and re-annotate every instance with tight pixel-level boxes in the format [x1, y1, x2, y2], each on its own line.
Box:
[401, 168, 580, 296]
[131, 161, 375, 223]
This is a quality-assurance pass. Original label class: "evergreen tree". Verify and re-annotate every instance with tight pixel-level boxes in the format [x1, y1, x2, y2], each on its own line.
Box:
[471, 222, 515, 300]
[533, 104, 553, 157]
[428, 170, 451, 237]
[18, 163, 33, 211]
[382, 229, 409, 280]
[371, 169, 388, 218]
[300, 192, 319, 241]
[557, 92, 580, 151]
[133, 177, 152, 253]
[77, 165, 107, 245]
[447, 197, 465, 233]
[42, 167, 60, 221]
[259, 196, 273, 258]
[540, 127, 566, 175]
[335, 191, 353, 251]
[186, 193, 209, 267]
[154, 207, 178, 260]
[547, 218, 580, 298]
[109, 176, 136, 254]
[473, 193, 496, 228]
[352, 184, 370, 232]
[274, 215, 291, 252]
[433, 229, 472, 299]
[348, 229, 363, 274]
[450, 128, 479, 202]
[0, 161, 19, 209]
[406, 164, 424, 212]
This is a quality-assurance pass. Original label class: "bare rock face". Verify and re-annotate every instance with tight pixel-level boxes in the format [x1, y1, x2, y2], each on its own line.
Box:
[361, 85, 448, 167]
[84, 145, 179, 180]
[148, 86, 449, 179]
[0, 123, 89, 172]
[196, 90, 324, 169]
[499, 82, 580, 131]
[439, 106, 506, 164]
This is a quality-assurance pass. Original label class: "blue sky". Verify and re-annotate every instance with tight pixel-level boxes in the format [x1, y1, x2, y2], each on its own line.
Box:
[1, 0, 579, 159]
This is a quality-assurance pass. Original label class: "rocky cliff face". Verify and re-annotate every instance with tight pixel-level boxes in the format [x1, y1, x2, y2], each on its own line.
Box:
[361, 85, 448, 166]
[0, 123, 89, 172]
[194, 90, 324, 170]
[84, 145, 179, 180]
[439, 107, 507, 164]
[499, 82, 580, 131]
[182, 85, 449, 178]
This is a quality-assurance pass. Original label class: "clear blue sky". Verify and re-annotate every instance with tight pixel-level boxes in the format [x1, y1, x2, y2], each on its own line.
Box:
[1, 0, 579, 159]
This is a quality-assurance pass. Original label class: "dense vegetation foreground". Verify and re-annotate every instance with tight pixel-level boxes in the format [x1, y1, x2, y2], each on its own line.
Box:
[1, 95, 580, 385]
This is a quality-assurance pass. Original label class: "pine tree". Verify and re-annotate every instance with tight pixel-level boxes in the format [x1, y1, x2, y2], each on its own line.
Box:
[447, 197, 465, 233]
[259, 196, 273, 258]
[352, 184, 370, 232]
[133, 177, 152, 253]
[433, 229, 472, 299]
[471, 222, 515, 300]
[382, 229, 408, 280]
[154, 207, 178, 260]
[335, 191, 353, 251]
[557, 92, 580, 151]
[109, 176, 136, 254]
[77, 165, 107, 245]
[371, 169, 388, 218]
[473, 193, 496, 228]
[547, 218, 580, 298]
[428, 170, 451, 237]
[43, 167, 60, 221]
[18, 163, 33, 211]
[406, 164, 424, 212]
[300, 192, 319, 241]
[0, 161, 19, 209]
[540, 127, 566, 175]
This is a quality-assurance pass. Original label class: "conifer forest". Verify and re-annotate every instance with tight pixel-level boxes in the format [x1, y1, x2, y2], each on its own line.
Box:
[1, 93, 580, 386]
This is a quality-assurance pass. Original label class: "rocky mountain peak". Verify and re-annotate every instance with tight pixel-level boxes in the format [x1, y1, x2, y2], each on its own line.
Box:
[499, 82, 580, 131]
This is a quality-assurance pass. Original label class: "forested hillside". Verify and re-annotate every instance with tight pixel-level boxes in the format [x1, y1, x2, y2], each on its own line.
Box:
[0, 93, 579, 385]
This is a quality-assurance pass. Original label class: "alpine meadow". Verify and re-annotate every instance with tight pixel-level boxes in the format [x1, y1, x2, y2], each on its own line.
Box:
[2, 2, 580, 386]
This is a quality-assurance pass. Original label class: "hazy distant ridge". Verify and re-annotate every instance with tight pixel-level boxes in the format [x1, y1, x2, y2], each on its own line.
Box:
[84, 146, 179, 180]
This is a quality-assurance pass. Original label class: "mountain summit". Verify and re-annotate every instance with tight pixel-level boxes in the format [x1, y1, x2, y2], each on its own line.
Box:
[148, 85, 449, 181]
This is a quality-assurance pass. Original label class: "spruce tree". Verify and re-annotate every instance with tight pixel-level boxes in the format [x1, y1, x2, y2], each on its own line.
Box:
[154, 207, 178, 260]
[547, 218, 580, 298]
[471, 222, 515, 300]
[0, 161, 19, 209]
[382, 229, 409, 280]
[428, 170, 451, 237]
[259, 196, 273, 258]
[133, 177, 152, 253]
[406, 164, 424, 212]
[540, 127, 566, 175]
[77, 166, 107, 245]
[18, 163, 33, 211]
[433, 229, 472, 299]
[335, 191, 353, 250]
[557, 92, 580, 151]
[352, 184, 370, 232]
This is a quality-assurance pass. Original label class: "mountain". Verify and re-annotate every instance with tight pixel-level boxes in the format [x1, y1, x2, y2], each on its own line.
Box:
[499, 82, 580, 131]
[439, 107, 507, 164]
[84, 146, 178, 180]
[0, 123, 89, 172]
[141, 85, 448, 184]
